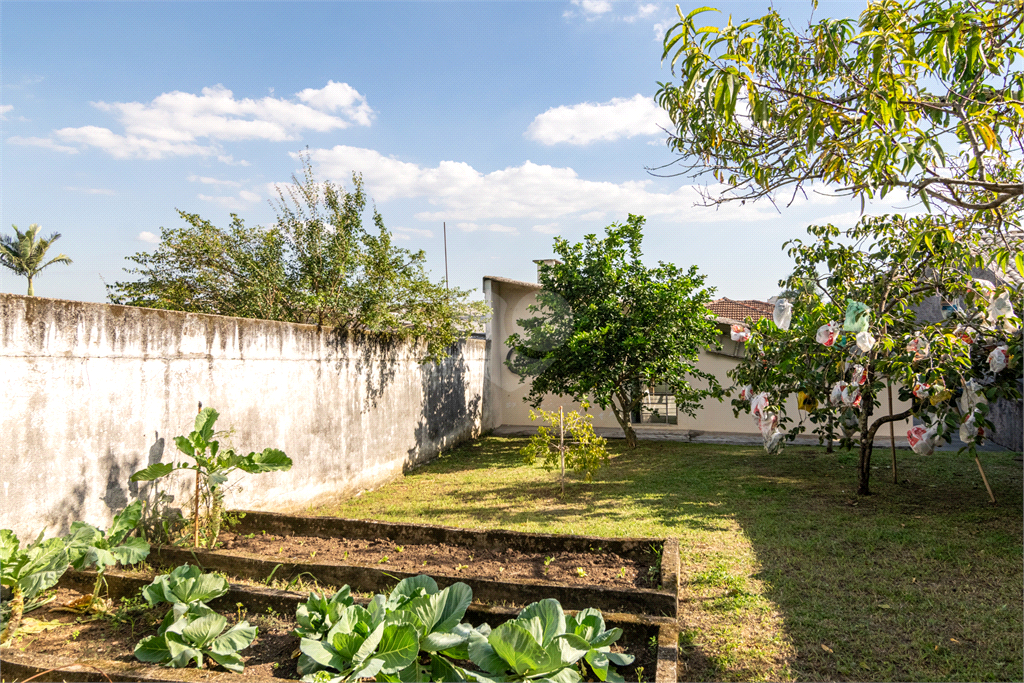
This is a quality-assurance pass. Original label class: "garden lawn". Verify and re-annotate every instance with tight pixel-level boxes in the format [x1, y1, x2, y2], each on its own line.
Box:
[312, 437, 1023, 682]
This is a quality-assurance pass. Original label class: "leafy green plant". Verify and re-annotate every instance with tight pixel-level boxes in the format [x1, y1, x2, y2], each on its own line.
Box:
[521, 407, 609, 496]
[129, 408, 292, 548]
[64, 501, 151, 611]
[566, 608, 634, 683]
[140, 563, 230, 628]
[294, 586, 354, 640]
[0, 530, 70, 643]
[134, 602, 257, 672]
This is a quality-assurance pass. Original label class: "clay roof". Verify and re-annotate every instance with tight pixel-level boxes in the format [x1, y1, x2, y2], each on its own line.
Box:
[708, 298, 773, 322]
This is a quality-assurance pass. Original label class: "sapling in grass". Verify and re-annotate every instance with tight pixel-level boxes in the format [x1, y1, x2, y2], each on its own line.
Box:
[521, 407, 609, 496]
[63, 500, 151, 613]
[0, 529, 70, 643]
[129, 408, 292, 548]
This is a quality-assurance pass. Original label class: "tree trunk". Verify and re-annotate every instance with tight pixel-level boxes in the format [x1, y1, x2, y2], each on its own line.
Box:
[26, 277, 34, 297]
[609, 396, 638, 449]
[857, 385, 875, 496]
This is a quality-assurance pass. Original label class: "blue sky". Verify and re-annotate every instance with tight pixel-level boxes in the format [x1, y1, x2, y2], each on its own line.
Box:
[2, 0, 886, 304]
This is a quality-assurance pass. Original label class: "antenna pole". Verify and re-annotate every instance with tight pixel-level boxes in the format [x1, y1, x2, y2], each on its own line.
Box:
[443, 222, 449, 290]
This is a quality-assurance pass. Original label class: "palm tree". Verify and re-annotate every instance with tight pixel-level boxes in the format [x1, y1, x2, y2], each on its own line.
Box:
[0, 224, 73, 296]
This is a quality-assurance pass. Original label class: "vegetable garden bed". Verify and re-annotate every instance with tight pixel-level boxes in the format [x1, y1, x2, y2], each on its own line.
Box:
[0, 569, 677, 682]
[151, 511, 679, 618]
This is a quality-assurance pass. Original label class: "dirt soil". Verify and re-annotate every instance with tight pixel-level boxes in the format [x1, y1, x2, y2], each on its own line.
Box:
[2, 587, 299, 679]
[217, 531, 660, 590]
[3, 587, 656, 682]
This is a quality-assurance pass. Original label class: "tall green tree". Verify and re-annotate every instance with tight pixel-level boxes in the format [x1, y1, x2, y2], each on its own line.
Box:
[506, 215, 721, 449]
[108, 156, 487, 363]
[656, 0, 1024, 267]
[0, 224, 73, 296]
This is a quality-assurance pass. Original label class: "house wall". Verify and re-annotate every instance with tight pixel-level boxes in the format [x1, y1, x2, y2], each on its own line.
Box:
[485, 278, 914, 437]
[0, 293, 490, 540]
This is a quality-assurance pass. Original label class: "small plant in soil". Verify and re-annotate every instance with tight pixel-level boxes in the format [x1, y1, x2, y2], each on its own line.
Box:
[618, 567, 627, 579]
[294, 586, 353, 640]
[129, 408, 292, 549]
[575, 567, 587, 578]
[379, 555, 389, 564]
[395, 545, 404, 553]
[0, 528, 70, 643]
[64, 501, 151, 613]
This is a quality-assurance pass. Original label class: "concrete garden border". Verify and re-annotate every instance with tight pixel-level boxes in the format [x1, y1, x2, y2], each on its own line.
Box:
[181, 510, 680, 618]
[0, 569, 678, 682]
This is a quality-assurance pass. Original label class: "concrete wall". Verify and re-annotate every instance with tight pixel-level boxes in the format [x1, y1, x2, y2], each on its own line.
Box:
[0, 294, 490, 540]
[484, 277, 913, 437]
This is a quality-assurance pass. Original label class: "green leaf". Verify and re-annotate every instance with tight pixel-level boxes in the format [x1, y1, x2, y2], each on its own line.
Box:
[374, 624, 419, 675]
[173, 435, 196, 457]
[195, 407, 219, 441]
[111, 536, 150, 566]
[182, 613, 228, 649]
[210, 621, 257, 655]
[129, 462, 174, 482]
[517, 599, 565, 647]
[487, 622, 546, 676]
[432, 582, 472, 633]
[236, 447, 293, 473]
[607, 652, 634, 666]
[206, 650, 245, 673]
[332, 631, 367, 661]
[134, 634, 172, 663]
[389, 575, 438, 605]
[165, 632, 203, 669]
[468, 629, 509, 676]
[301, 636, 349, 672]
[107, 501, 144, 545]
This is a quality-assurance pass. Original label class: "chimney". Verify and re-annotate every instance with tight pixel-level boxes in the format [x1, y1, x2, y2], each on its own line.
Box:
[533, 259, 562, 283]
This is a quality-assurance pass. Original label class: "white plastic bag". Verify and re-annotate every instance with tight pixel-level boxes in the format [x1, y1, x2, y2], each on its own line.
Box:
[988, 292, 1018, 332]
[841, 384, 861, 408]
[972, 278, 997, 300]
[855, 330, 876, 353]
[730, 324, 751, 343]
[764, 429, 785, 454]
[988, 345, 1009, 373]
[907, 425, 938, 455]
[830, 381, 847, 406]
[816, 321, 841, 347]
[959, 413, 985, 445]
[750, 392, 769, 418]
[906, 334, 930, 361]
[773, 298, 793, 330]
[737, 385, 754, 402]
[959, 378, 985, 415]
[912, 380, 930, 399]
[850, 364, 867, 386]
[953, 325, 976, 345]
[841, 410, 860, 438]
[758, 410, 778, 439]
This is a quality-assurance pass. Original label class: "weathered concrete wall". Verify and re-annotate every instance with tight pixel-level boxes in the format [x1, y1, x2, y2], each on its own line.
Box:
[0, 294, 490, 540]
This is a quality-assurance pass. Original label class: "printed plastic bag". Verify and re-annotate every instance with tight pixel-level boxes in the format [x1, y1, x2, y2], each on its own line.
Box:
[731, 324, 751, 343]
[959, 414, 985, 445]
[855, 330, 876, 353]
[988, 292, 1018, 332]
[830, 381, 847, 406]
[953, 325, 975, 345]
[773, 298, 793, 330]
[906, 334, 930, 361]
[842, 300, 871, 333]
[959, 378, 985, 415]
[750, 392, 769, 418]
[840, 410, 860, 438]
[758, 410, 779, 439]
[797, 391, 817, 412]
[907, 425, 938, 455]
[988, 345, 1009, 373]
[764, 429, 785, 454]
[971, 278, 997, 300]
[816, 322, 841, 347]
[737, 385, 754, 402]
[912, 380, 930, 400]
[850, 364, 867, 386]
[841, 384, 861, 409]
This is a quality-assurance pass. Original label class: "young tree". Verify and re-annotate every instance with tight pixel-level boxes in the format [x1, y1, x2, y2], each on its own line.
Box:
[0, 224, 73, 296]
[730, 214, 1021, 496]
[109, 156, 487, 363]
[505, 215, 721, 449]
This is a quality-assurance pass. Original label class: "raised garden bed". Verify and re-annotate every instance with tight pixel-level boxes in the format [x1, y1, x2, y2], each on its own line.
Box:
[150, 511, 679, 618]
[0, 569, 677, 682]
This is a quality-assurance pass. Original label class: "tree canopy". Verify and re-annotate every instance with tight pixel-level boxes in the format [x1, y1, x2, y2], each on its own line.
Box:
[0, 224, 73, 296]
[505, 215, 721, 448]
[108, 157, 486, 363]
[656, 0, 1023, 247]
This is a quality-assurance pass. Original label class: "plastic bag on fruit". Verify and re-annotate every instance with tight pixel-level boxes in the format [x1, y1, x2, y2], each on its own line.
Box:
[959, 413, 985, 445]
[773, 298, 793, 330]
[959, 379, 985, 415]
[906, 334, 930, 361]
[842, 300, 871, 333]
[750, 392, 769, 418]
[987, 292, 1018, 333]
[850, 364, 868, 386]
[988, 345, 1009, 373]
[953, 325, 975, 345]
[855, 330, 876, 352]
[840, 410, 860, 438]
[912, 380, 930, 400]
[971, 278, 997, 300]
[830, 381, 848, 406]
[797, 391, 817, 411]
[737, 385, 754, 402]
[764, 429, 785, 454]
[841, 384, 861, 408]
[816, 322, 841, 347]
[758, 410, 779, 439]
[730, 324, 751, 342]
[907, 425, 938, 455]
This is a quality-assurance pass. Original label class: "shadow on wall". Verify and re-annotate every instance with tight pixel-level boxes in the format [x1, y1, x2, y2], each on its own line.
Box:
[326, 327, 402, 410]
[408, 344, 481, 468]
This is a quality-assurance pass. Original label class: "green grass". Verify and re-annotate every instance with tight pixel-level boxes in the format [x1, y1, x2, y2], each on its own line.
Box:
[312, 437, 1023, 682]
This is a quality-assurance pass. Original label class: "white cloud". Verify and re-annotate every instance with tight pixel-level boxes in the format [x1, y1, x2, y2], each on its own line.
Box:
[653, 20, 672, 41]
[624, 3, 658, 23]
[531, 223, 561, 235]
[579, 211, 606, 221]
[188, 175, 242, 187]
[35, 82, 373, 160]
[525, 94, 671, 146]
[389, 227, 434, 240]
[456, 222, 519, 235]
[239, 190, 262, 202]
[0, 105, 12, 120]
[198, 190, 262, 211]
[138, 231, 161, 244]
[304, 145, 782, 225]
[64, 186, 115, 196]
[7, 135, 80, 154]
[571, 0, 612, 17]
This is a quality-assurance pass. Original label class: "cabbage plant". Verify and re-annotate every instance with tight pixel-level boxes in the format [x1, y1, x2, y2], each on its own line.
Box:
[134, 601, 257, 673]
[565, 608, 634, 682]
[0, 529, 69, 642]
[141, 563, 230, 632]
[295, 586, 354, 640]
